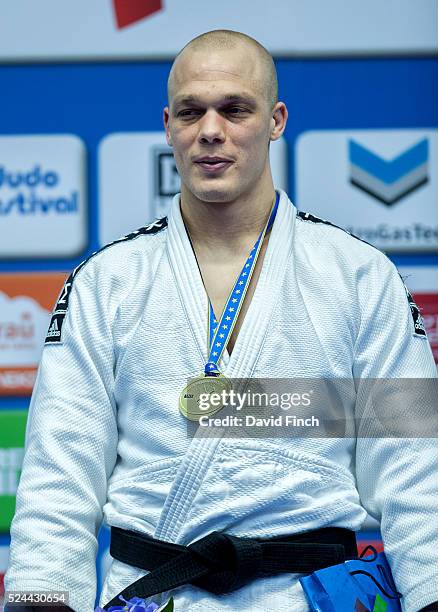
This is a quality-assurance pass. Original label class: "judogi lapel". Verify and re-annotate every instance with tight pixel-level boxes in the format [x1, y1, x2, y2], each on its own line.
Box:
[165, 189, 296, 380]
[157, 190, 296, 544]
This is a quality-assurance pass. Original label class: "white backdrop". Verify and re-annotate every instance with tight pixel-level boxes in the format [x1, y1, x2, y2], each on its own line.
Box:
[0, 0, 437, 61]
[295, 129, 438, 253]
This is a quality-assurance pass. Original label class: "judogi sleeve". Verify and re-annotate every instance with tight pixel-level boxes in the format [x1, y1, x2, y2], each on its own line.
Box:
[353, 252, 438, 612]
[4, 262, 118, 612]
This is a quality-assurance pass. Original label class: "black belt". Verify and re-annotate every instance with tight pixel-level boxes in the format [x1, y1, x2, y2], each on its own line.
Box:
[104, 526, 357, 609]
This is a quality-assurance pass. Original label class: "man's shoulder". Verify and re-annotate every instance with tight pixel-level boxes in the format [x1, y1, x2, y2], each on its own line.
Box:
[73, 216, 168, 281]
[87, 216, 168, 267]
[45, 217, 168, 343]
[295, 209, 388, 268]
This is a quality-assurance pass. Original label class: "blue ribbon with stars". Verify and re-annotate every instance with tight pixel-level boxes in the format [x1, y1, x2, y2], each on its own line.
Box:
[204, 191, 280, 376]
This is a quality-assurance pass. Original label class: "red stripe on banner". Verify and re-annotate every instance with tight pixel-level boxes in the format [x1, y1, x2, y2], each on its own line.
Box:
[357, 539, 384, 555]
[414, 292, 438, 365]
[112, 0, 163, 29]
[0, 367, 37, 396]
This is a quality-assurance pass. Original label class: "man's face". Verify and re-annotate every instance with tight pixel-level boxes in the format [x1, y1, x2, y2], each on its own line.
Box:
[164, 45, 281, 204]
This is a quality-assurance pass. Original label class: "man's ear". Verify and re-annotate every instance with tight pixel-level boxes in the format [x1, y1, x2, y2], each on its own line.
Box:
[163, 106, 172, 146]
[270, 102, 288, 142]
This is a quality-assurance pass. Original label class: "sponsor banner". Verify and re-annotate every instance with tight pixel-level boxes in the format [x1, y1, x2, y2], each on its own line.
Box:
[0, 135, 87, 259]
[98, 132, 287, 245]
[0, 411, 27, 531]
[398, 266, 438, 365]
[295, 129, 438, 253]
[0, 0, 437, 60]
[0, 273, 67, 395]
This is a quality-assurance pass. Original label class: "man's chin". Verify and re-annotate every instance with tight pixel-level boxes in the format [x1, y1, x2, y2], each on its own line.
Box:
[190, 183, 239, 204]
[198, 192, 233, 204]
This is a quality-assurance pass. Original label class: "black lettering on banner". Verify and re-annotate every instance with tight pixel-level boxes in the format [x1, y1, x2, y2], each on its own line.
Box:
[44, 217, 168, 344]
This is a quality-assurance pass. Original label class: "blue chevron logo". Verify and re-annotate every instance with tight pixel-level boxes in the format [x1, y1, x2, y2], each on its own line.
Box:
[349, 138, 429, 205]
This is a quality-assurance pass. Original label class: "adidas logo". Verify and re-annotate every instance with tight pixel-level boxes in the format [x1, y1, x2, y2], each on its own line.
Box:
[47, 319, 61, 338]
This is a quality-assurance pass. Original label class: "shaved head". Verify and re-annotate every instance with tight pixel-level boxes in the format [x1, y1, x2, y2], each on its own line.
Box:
[163, 29, 288, 207]
[168, 30, 278, 110]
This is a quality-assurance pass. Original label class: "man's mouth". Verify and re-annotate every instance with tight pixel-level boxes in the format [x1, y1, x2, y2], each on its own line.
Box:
[194, 157, 233, 172]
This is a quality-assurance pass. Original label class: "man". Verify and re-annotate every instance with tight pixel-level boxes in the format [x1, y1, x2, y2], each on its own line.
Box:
[4, 30, 438, 611]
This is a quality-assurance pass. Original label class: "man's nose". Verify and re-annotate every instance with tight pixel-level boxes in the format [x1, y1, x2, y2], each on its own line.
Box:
[198, 110, 225, 144]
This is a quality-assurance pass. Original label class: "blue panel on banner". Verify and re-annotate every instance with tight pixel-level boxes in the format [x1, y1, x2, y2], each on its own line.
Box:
[349, 138, 428, 184]
[0, 58, 437, 268]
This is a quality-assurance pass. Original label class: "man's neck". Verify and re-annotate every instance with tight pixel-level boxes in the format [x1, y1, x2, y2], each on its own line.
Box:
[180, 184, 276, 260]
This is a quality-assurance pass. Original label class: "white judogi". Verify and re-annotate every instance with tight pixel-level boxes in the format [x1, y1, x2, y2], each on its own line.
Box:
[5, 190, 438, 612]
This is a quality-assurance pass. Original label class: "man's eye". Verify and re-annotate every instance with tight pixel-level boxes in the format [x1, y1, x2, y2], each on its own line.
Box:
[227, 107, 246, 114]
[177, 109, 201, 118]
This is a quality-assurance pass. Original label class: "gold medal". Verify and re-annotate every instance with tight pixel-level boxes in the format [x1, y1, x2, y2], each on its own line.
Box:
[179, 373, 232, 421]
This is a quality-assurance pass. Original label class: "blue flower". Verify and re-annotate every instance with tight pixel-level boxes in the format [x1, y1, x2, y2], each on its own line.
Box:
[120, 596, 159, 611]
[95, 595, 172, 612]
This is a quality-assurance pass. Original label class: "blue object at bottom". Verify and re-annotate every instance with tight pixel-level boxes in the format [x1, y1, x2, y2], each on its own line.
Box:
[300, 551, 402, 611]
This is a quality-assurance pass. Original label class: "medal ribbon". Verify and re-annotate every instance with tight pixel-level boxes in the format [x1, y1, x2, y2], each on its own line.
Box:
[205, 191, 279, 376]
